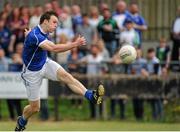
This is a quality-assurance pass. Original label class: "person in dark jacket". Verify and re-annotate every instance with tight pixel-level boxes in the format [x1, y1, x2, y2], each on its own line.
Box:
[97, 8, 119, 57]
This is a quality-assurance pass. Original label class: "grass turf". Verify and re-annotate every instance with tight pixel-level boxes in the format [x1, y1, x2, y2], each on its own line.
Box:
[0, 120, 180, 131]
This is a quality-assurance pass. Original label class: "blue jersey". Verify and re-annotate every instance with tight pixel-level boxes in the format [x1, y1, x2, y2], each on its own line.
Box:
[112, 10, 131, 29]
[129, 14, 147, 42]
[22, 25, 49, 71]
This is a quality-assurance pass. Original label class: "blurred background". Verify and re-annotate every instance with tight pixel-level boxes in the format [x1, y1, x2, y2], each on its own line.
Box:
[0, 0, 180, 131]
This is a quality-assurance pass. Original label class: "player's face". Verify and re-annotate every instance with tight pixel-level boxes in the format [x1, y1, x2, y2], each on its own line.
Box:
[46, 15, 58, 33]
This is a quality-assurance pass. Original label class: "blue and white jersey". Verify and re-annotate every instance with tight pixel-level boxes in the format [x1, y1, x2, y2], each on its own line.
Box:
[112, 10, 131, 29]
[22, 25, 49, 71]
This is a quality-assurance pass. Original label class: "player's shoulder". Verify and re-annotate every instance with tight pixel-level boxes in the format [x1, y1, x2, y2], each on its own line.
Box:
[28, 26, 45, 40]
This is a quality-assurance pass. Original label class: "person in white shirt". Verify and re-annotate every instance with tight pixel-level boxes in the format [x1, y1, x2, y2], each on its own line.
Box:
[112, 0, 131, 31]
[120, 19, 140, 48]
[146, 48, 163, 120]
[80, 44, 103, 75]
[29, 5, 43, 28]
[89, 6, 103, 28]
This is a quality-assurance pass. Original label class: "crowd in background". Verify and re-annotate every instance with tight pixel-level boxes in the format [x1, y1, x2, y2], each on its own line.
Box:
[0, 0, 180, 121]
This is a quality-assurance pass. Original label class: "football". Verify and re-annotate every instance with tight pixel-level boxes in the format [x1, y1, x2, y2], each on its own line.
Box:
[119, 45, 137, 64]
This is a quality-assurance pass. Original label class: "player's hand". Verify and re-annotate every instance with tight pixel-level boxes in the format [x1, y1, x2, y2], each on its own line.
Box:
[24, 28, 31, 37]
[74, 35, 86, 46]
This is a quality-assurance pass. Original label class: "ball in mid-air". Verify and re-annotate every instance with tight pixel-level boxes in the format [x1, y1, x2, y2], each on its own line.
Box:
[119, 45, 137, 64]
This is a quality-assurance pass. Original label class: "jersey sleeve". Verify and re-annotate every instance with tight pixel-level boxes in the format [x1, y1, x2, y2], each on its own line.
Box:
[139, 16, 147, 26]
[36, 34, 50, 46]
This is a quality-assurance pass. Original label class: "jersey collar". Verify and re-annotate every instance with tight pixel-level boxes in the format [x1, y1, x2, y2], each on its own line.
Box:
[38, 25, 48, 35]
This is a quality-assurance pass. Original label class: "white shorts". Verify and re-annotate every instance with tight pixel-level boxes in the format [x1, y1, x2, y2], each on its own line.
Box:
[21, 58, 62, 101]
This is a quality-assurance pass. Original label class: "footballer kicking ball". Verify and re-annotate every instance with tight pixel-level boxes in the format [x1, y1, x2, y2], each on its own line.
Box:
[119, 44, 137, 64]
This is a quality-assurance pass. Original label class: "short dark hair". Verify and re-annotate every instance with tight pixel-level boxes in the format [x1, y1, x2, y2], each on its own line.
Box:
[40, 11, 58, 24]
[147, 48, 155, 53]
[124, 18, 133, 24]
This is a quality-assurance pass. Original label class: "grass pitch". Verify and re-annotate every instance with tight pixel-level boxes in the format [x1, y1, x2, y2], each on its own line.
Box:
[0, 120, 180, 131]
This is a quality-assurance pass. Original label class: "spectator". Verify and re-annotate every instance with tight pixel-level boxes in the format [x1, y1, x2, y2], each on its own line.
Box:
[15, 42, 23, 56]
[61, 6, 73, 29]
[29, 5, 43, 28]
[76, 13, 97, 55]
[0, 11, 7, 21]
[19, 6, 30, 28]
[108, 50, 126, 120]
[146, 48, 163, 120]
[2, 2, 13, 20]
[71, 5, 82, 33]
[156, 37, 171, 72]
[56, 34, 70, 68]
[129, 49, 148, 76]
[14, 6, 30, 44]
[6, 98, 22, 121]
[7, 44, 23, 120]
[67, 47, 84, 73]
[9, 43, 23, 71]
[0, 48, 21, 120]
[51, 0, 63, 16]
[44, 2, 53, 12]
[56, 6, 74, 41]
[98, 2, 109, 15]
[112, 0, 131, 31]
[96, 39, 110, 61]
[128, 49, 148, 120]
[129, 3, 147, 47]
[171, 6, 180, 72]
[80, 44, 103, 75]
[8, 7, 22, 46]
[146, 48, 161, 75]
[97, 8, 119, 57]
[0, 18, 15, 57]
[89, 6, 102, 28]
[120, 18, 140, 48]
[8, 7, 21, 28]
[56, 12, 74, 42]
[29, 7, 35, 17]
[0, 48, 12, 71]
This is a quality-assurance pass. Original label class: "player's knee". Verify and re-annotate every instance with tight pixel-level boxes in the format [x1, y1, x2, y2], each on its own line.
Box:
[30, 104, 40, 113]
[31, 106, 40, 113]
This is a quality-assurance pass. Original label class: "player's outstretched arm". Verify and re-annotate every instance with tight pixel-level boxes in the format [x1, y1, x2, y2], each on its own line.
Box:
[39, 36, 86, 53]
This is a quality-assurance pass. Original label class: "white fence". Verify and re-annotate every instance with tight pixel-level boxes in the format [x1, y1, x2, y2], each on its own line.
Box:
[0, 72, 48, 99]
